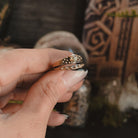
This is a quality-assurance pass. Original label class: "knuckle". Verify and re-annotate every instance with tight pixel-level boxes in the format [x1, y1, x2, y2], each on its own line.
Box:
[38, 78, 67, 104]
[39, 81, 58, 104]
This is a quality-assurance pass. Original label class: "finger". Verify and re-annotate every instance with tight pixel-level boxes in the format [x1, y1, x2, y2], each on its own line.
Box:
[0, 93, 13, 109]
[2, 103, 22, 113]
[0, 48, 71, 88]
[0, 73, 43, 97]
[68, 80, 83, 92]
[0, 80, 17, 97]
[16, 73, 44, 89]
[21, 70, 87, 120]
[58, 93, 73, 103]
[58, 80, 83, 103]
[11, 88, 28, 101]
[48, 111, 68, 126]
[0, 80, 83, 109]
[0, 89, 27, 108]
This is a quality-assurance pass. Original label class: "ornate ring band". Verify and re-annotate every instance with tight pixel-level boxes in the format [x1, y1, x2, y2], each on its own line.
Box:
[52, 54, 85, 71]
[54, 64, 85, 71]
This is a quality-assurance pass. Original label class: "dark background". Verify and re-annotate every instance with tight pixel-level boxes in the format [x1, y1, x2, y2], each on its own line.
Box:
[2, 0, 86, 48]
[46, 121, 138, 138]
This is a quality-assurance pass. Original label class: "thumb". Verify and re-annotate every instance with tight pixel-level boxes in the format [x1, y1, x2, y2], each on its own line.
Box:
[20, 70, 87, 119]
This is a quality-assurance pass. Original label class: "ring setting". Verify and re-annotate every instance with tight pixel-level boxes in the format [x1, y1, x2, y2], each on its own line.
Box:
[52, 54, 85, 71]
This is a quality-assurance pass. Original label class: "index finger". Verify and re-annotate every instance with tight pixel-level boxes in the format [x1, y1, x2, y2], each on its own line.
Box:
[0, 48, 71, 86]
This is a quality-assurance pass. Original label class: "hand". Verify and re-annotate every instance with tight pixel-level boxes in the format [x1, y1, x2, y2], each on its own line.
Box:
[0, 48, 87, 138]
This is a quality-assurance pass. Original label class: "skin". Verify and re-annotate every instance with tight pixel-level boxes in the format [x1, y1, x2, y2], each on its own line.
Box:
[0, 48, 85, 138]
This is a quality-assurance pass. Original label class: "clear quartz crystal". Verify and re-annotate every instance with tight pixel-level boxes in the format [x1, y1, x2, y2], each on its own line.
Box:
[63, 80, 91, 127]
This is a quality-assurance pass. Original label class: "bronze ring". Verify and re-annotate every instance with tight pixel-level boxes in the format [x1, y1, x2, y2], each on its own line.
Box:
[52, 54, 84, 71]
[54, 64, 85, 71]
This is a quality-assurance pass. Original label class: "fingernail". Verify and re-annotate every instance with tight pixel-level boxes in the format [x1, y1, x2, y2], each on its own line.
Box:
[62, 70, 88, 88]
[62, 114, 69, 120]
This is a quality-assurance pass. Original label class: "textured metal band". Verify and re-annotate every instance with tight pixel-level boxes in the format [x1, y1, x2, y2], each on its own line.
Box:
[52, 54, 84, 70]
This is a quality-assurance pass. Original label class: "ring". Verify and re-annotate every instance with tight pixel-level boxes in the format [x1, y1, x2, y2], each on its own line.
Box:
[52, 54, 85, 70]
[54, 64, 85, 70]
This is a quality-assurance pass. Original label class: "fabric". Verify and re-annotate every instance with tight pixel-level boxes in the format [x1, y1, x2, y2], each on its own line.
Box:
[83, 0, 138, 82]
